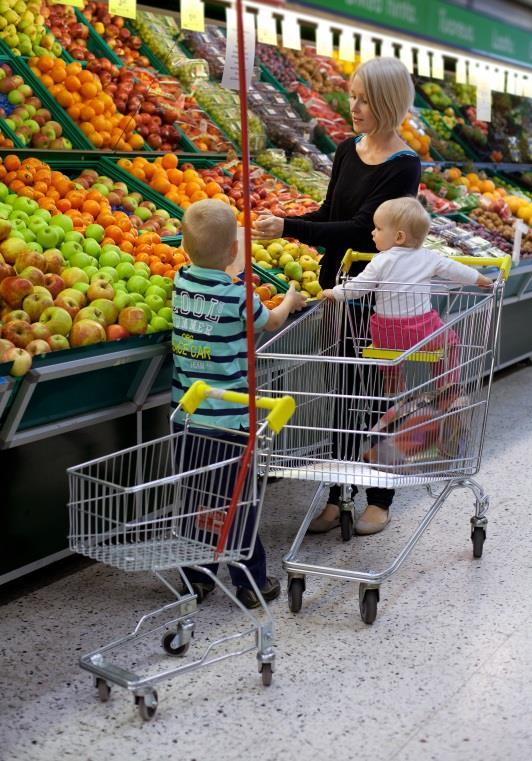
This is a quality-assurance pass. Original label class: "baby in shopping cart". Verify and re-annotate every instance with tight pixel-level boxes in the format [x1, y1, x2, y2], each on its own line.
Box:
[171, 198, 306, 609]
[322, 196, 492, 394]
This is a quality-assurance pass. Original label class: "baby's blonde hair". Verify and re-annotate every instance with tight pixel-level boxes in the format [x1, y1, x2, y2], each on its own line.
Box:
[182, 199, 237, 267]
[352, 57, 414, 134]
[377, 197, 431, 248]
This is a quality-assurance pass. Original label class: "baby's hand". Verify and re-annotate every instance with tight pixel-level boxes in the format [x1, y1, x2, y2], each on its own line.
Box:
[285, 285, 307, 312]
[321, 289, 336, 301]
[477, 274, 493, 289]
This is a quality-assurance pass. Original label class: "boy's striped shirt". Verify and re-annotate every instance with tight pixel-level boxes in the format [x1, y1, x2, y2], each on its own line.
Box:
[171, 264, 269, 429]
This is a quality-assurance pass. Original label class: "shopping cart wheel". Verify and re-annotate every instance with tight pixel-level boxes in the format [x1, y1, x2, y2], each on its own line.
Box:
[359, 587, 379, 625]
[162, 631, 190, 656]
[260, 663, 273, 687]
[340, 510, 353, 542]
[136, 690, 158, 721]
[287, 577, 304, 613]
[96, 678, 111, 703]
[471, 527, 486, 558]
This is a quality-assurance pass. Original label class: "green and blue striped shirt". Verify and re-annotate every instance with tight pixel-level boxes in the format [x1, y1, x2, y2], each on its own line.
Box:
[172, 264, 269, 429]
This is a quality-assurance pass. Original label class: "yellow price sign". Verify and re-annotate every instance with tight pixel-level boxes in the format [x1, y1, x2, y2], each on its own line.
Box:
[51, 0, 84, 8]
[181, 0, 205, 33]
[108, 0, 137, 20]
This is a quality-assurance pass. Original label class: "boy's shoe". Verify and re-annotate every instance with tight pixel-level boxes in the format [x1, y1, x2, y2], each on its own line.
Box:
[355, 505, 390, 535]
[191, 581, 215, 603]
[236, 575, 281, 609]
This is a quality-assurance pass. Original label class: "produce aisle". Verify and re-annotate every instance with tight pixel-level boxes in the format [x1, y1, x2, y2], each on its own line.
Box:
[2, 361, 532, 760]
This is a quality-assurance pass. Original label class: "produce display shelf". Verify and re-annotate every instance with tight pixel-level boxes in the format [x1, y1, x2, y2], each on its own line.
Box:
[74, 8, 124, 66]
[0, 117, 22, 149]
[0, 56, 94, 150]
[252, 263, 289, 294]
[417, 110, 477, 162]
[123, 20, 171, 75]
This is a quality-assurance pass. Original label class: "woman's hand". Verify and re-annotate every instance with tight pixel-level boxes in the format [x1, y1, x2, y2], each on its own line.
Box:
[321, 289, 336, 302]
[251, 214, 284, 240]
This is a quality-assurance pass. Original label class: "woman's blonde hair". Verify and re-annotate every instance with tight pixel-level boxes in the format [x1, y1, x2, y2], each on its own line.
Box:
[353, 57, 414, 134]
[377, 197, 431, 248]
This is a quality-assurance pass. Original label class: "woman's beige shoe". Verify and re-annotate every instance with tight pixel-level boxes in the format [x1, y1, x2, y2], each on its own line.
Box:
[307, 504, 341, 534]
[355, 505, 390, 535]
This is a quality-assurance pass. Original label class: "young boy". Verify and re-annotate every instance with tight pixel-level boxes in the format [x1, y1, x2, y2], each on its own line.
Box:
[323, 196, 492, 392]
[172, 198, 306, 608]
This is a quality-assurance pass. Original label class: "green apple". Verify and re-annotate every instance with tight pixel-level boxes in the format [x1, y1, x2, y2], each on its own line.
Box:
[158, 307, 172, 322]
[136, 302, 152, 321]
[13, 196, 38, 215]
[145, 285, 166, 301]
[91, 183, 109, 197]
[90, 298, 118, 326]
[61, 240, 83, 260]
[64, 230, 84, 244]
[145, 293, 164, 313]
[85, 223, 104, 242]
[62, 267, 89, 287]
[83, 238, 101, 257]
[50, 213, 74, 233]
[115, 262, 136, 280]
[149, 274, 166, 288]
[114, 280, 127, 291]
[72, 281, 90, 296]
[127, 275, 149, 295]
[128, 292, 144, 305]
[161, 277, 174, 295]
[149, 315, 170, 332]
[83, 265, 99, 280]
[36, 225, 62, 249]
[119, 252, 135, 264]
[9, 209, 30, 224]
[133, 262, 150, 277]
[0, 182, 9, 201]
[26, 241, 43, 253]
[99, 250, 120, 268]
[98, 266, 119, 283]
[90, 270, 113, 284]
[69, 252, 92, 269]
[28, 216, 47, 235]
[113, 291, 131, 311]
[101, 243, 121, 256]
[32, 209, 52, 222]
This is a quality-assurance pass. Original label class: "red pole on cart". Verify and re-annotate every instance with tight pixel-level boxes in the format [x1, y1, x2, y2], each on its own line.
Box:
[216, 0, 256, 555]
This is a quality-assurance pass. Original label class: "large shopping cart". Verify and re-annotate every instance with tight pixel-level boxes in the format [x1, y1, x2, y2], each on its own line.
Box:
[256, 252, 511, 624]
[68, 381, 295, 720]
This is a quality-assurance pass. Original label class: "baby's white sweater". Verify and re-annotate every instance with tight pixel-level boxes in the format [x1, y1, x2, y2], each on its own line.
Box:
[332, 246, 479, 317]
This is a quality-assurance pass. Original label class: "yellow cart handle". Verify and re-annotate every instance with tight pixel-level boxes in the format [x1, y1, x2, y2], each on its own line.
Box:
[178, 380, 295, 434]
[342, 249, 512, 281]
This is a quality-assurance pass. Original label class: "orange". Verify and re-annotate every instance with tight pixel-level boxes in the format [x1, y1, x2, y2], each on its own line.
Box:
[167, 168, 184, 186]
[104, 225, 123, 243]
[66, 190, 84, 209]
[56, 90, 73, 109]
[79, 70, 94, 84]
[56, 198, 72, 213]
[80, 81, 98, 100]
[151, 175, 171, 195]
[129, 134, 145, 150]
[50, 65, 66, 83]
[130, 166, 146, 181]
[161, 154, 178, 170]
[38, 55, 56, 72]
[205, 181, 222, 197]
[97, 213, 116, 229]
[190, 190, 208, 202]
[185, 181, 201, 197]
[67, 104, 82, 120]
[80, 105, 96, 122]
[9, 179, 25, 193]
[213, 193, 230, 204]
[182, 169, 199, 183]
[91, 99, 105, 116]
[117, 158, 132, 170]
[66, 61, 83, 76]
[64, 75, 81, 92]
[82, 199, 101, 217]
[4, 155, 21, 172]
[40, 74, 54, 89]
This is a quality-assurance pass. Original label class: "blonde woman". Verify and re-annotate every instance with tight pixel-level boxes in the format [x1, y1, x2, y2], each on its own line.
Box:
[253, 57, 421, 536]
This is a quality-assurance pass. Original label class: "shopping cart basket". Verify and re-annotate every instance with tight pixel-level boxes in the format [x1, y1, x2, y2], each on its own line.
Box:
[68, 381, 295, 720]
[256, 252, 510, 624]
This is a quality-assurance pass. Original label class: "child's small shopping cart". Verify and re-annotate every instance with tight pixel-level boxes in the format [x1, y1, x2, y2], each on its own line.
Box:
[256, 252, 511, 624]
[68, 381, 295, 720]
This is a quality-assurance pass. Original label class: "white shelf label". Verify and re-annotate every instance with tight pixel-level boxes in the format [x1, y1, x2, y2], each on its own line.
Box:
[399, 44, 414, 73]
[316, 23, 333, 59]
[476, 72, 492, 121]
[417, 48, 431, 78]
[257, 9, 277, 46]
[359, 34, 375, 62]
[180, 0, 204, 32]
[513, 220, 528, 265]
[338, 30, 355, 63]
[221, 8, 256, 92]
[282, 13, 301, 51]
[432, 52, 444, 80]
[455, 58, 467, 85]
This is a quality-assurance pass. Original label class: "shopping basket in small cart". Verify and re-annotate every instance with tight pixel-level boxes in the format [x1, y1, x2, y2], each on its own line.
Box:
[256, 251, 511, 624]
[68, 381, 295, 720]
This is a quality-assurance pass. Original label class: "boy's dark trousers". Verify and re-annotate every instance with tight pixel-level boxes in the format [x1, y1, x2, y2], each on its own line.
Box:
[172, 422, 267, 590]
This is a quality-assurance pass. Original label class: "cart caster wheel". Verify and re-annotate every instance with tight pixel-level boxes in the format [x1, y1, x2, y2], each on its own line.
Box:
[359, 587, 379, 625]
[340, 510, 353, 542]
[96, 678, 110, 703]
[162, 631, 190, 656]
[260, 663, 273, 687]
[471, 526, 486, 558]
[136, 690, 158, 721]
[287, 578, 304, 613]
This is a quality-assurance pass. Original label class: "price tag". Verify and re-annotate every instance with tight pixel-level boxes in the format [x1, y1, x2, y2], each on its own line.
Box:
[359, 34, 375, 63]
[180, 0, 205, 33]
[282, 13, 301, 51]
[109, 0, 136, 19]
[513, 220, 528, 265]
[431, 52, 444, 80]
[476, 73, 492, 121]
[53, 0, 84, 7]
[316, 23, 333, 59]
[455, 58, 467, 85]
[221, 7, 256, 92]
[417, 48, 431, 78]
[257, 8, 277, 46]
[380, 38, 394, 58]
[338, 30, 355, 63]
[492, 68, 505, 93]
[399, 44, 414, 74]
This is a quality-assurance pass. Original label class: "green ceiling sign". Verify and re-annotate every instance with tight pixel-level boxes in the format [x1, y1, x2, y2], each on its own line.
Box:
[299, 0, 532, 66]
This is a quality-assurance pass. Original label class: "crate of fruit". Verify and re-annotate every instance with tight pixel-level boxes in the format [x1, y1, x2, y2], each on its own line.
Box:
[73, 8, 123, 66]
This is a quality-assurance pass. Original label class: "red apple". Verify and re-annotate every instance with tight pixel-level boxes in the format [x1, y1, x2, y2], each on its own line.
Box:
[87, 278, 115, 302]
[74, 306, 106, 328]
[22, 292, 53, 322]
[1, 346, 32, 376]
[2, 309, 30, 323]
[54, 294, 80, 319]
[26, 339, 52, 356]
[70, 319, 106, 347]
[0, 262, 15, 283]
[0, 276, 34, 308]
[3, 319, 34, 348]
[39, 306, 73, 336]
[0, 338, 15, 355]
[47, 334, 70, 352]
[14, 250, 46, 274]
[31, 322, 51, 341]
[119, 306, 148, 335]
[43, 249, 65, 274]
[106, 324, 129, 341]
[0, 238, 29, 265]
[43, 273, 65, 299]
[19, 266, 45, 287]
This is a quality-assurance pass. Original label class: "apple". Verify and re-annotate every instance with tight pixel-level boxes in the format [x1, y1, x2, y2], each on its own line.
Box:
[47, 334, 70, 352]
[115, 262, 136, 280]
[23, 291, 53, 321]
[36, 225, 62, 250]
[0, 338, 15, 355]
[113, 291, 131, 311]
[62, 267, 89, 287]
[0, 219, 12, 242]
[72, 282, 90, 298]
[0, 262, 16, 283]
[98, 267, 119, 283]
[57, 288, 86, 306]
[106, 324, 129, 341]
[30, 322, 51, 341]
[19, 265, 45, 287]
[158, 307, 172, 323]
[64, 231, 84, 245]
[39, 306, 73, 336]
[0, 276, 33, 307]
[83, 238, 101, 257]
[119, 306, 148, 335]
[3, 319, 33, 348]
[43, 249, 65, 274]
[69, 252, 92, 270]
[149, 315, 170, 332]
[26, 339, 51, 356]
[74, 306, 106, 328]
[87, 278, 115, 302]
[99, 250, 120, 268]
[145, 293, 164, 313]
[70, 319, 106, 347]
[0, 238, 30, 264]
[54, 294, 80, 320]
[60, 241, 83, 261]
[43, 273, 65, 299]
[50, 213, 74, 233]
[89, 298, 118, 326]
[127, 275, 149, 295]
[2, 309, 30, 323]
[85, 223, 104, 242]
[1, 346, 32, 376]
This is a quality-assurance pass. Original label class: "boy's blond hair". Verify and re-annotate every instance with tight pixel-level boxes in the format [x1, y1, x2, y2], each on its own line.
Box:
[378, 197, 431, 248]
[182, 199, 237, 267]
[353, 57, 414, 134]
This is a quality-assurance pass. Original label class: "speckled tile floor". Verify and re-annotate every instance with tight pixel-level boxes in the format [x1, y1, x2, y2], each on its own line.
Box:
[1, 365, 532, 761]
